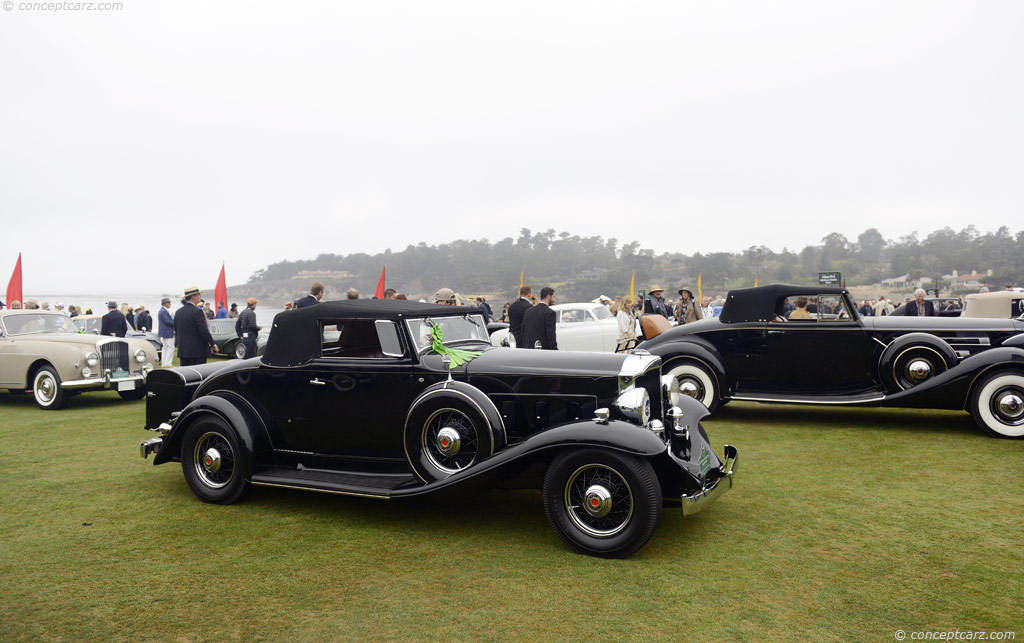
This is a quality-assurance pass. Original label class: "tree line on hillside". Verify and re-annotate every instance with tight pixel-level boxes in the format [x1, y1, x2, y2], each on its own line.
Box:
[247, 226, 1024, 302]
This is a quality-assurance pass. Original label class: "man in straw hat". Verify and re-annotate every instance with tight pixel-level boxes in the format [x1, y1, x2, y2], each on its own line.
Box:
[174, 286, 218, 366]
[643, 285, 671, 318]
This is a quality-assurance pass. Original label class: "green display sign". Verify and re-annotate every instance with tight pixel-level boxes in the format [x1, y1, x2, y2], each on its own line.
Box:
[818, 271, 842, 286]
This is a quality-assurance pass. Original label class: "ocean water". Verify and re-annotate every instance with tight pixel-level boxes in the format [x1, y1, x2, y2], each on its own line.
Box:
[22, 294, 280, 326]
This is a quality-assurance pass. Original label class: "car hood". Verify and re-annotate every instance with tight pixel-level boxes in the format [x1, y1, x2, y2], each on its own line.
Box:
[466, 346, 652, 378]
[4, 332, 150, 349]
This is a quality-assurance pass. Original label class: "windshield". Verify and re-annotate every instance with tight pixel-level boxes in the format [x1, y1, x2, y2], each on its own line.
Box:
[406, 314, 489, 353]
[591, 305, 612, 321]
[2, 313, 77, 336]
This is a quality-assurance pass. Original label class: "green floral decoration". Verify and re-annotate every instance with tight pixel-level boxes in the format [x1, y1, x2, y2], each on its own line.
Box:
[430, 323, 482, 370]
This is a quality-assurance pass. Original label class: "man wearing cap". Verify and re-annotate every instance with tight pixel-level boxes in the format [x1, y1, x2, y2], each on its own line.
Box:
[157, 297, 175, 368]
[235, 298, 262, 359]
[643, 285, 671, 318]
[55, 302, 70, 316]
[175, 287, 218, 366]
[100, 301, 128, 337]
[674, 288, 703, 324]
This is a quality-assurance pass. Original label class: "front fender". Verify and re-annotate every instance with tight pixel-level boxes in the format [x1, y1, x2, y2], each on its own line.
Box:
[153, 391, 273, 474]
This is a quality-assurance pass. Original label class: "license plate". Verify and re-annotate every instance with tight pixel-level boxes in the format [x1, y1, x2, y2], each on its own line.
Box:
[117, 380, 136, 391]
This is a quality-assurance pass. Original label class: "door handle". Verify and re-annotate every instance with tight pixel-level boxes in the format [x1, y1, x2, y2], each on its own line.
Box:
[767, 330, 786, 335]
[309, 378, 327, 386]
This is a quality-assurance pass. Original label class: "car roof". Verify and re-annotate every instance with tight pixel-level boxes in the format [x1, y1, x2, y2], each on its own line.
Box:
[719, 283, 849, 323]
[963, 291, 1024, 318]
[262, 299, 483, 367]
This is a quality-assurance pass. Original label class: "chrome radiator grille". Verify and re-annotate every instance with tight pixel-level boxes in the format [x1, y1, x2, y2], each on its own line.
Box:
[100, 341, 130, 374]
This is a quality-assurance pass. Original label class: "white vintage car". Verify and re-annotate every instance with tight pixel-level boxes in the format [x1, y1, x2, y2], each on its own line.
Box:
[0, 310, 159, 409]
[490, 302, 633, 352]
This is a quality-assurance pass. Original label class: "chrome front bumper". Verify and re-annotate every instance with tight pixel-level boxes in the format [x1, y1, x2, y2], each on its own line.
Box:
[140, 437, 163, 459]
[681, 445, 738, 517]
[62, 372, 147, 390]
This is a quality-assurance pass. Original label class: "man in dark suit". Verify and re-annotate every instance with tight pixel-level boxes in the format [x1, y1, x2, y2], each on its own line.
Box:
[174, 286, 218, 366]
[903, 288, 935, 317]
[100, 301, 128, 337]
[521, 286, 557, 350]
[294, 282, 324, 309]
[506, 285, 533, 348]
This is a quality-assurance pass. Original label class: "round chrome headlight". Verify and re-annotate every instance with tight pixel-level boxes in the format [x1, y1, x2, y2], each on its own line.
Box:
[134, 349, 147, 363]
[85, 352, 99, 367]
[614, 388, 651, 425]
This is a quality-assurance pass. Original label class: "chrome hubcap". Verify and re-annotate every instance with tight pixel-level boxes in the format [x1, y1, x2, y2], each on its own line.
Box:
[436, 427, 461, 456]
[679, 379, 701, 399]
[582, 485, 612, 518]
[202, 448, 222, 474]
[36, 375, 55, 402]
[907, 359, 932, 381]
[996, 393, 1024, 421]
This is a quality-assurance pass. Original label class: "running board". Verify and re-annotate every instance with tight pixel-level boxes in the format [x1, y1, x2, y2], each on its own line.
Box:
[730, 392, 885, 405]
[251, 467, 419, 499]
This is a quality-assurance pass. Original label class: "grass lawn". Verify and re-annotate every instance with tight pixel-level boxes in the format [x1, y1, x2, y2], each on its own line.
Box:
[1, 390, 1022, 641]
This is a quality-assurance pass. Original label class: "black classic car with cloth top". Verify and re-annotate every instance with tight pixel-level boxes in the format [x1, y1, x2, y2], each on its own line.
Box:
[637, 283, 1024, 438]
[140, 299, 737, 558]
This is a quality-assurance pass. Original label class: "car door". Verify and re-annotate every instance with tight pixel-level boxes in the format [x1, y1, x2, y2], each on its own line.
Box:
[760, 294, 876, 394]
[304, 319, 422, 460]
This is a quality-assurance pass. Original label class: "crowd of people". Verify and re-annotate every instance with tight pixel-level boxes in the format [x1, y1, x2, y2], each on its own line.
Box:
[2, 279, 1015, 364]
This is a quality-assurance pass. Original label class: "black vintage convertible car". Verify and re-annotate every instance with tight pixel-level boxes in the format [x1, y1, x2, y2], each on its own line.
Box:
[637, 284, 1024, 438]
[140, 300, 737, 558]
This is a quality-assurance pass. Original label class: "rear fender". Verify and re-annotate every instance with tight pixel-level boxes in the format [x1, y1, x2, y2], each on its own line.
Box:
[153, 391, 272, 474]
[648, 339, 727, 391]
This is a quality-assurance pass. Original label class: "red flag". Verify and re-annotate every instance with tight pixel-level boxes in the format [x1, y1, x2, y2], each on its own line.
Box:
[375, 267, 386, 299]
[214, 263, 227, 313]
[6, 253, 22, 308]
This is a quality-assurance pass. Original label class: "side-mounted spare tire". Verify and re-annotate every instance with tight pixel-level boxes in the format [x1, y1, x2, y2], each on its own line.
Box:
[878, 333, 957, 392]
[403, 381, 506, 483]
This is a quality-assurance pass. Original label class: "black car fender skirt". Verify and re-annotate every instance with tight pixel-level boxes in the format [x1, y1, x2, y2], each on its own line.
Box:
[153, 392, 271, 472]
[878, 333, 958, 392]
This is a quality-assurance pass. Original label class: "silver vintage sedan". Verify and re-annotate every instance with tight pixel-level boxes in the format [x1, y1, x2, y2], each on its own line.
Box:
[0, 310, 158, 409]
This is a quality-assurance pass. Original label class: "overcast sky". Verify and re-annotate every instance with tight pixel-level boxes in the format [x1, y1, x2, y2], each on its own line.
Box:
[1, 0, 1021, 295]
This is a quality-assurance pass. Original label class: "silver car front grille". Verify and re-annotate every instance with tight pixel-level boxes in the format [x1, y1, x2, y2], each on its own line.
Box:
[100, 340, 130, 375]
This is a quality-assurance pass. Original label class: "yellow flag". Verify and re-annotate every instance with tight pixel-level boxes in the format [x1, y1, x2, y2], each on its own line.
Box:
[754, 275, 759, 287]
[520, 270, 524, 292]
[697, 272, 702, 302]
[629, 271, 635, 304]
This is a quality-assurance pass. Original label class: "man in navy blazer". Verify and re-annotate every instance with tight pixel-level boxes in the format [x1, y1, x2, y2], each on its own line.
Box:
[521, 287, 558, 350]
[294, 282, 324, 309]
[903, 288, 935, 317]
[100, 301, 127, 337]
[157, 297, 175, 367]
[506, 284, 533, 348]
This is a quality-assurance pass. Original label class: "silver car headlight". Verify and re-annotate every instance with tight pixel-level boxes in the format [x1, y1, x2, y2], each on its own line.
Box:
[614, 388, 651, 425]
[86, 352, 99, 367]
[134, 349, 147, 363]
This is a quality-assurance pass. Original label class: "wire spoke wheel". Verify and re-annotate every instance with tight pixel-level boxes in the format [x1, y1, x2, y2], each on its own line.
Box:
[564, 464, 634, 537]
[421, 408, 480, 474]
[191, 431, 236, 489]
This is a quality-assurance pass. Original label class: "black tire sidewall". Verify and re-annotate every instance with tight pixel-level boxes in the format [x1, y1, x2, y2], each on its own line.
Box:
[543, 449, 661, 558]
[180, 419, 249, 503]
